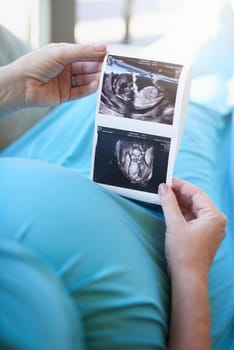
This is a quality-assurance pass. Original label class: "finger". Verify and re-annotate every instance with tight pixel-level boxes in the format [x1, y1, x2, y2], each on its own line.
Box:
[57, 64, 72, 103]
[158, 183, 186, 232]
[172, 178, 217, 216]
[173, 179, 228, 241]
[71, 72, 101, 87]
[48, 43, 107, 65]
[70, 79, 99, 100]
[71, 61, 103, 75]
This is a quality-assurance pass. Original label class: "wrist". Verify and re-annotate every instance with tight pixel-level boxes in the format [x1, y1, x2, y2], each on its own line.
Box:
[169, 266, 211, 350]
[170, 264, 209, 286]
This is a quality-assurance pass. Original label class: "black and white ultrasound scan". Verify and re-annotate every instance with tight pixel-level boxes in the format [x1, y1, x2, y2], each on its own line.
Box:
[93, 127, 170, 194]
[92, 52, 191, 205]
[99, 54, 182, 125]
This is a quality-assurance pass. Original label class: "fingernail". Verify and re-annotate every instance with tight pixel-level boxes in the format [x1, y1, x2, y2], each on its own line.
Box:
[94, 44, 107, 52]
[158, 183, 169, 195]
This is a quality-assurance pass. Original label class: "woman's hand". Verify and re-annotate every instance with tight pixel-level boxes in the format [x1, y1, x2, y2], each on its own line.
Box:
[13, 43, 107, 108]
[159, 178, 227, 350]
[159, 178, 226, 278]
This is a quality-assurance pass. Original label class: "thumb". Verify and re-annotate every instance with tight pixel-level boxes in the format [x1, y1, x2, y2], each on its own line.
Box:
[158, 183, 185, 231]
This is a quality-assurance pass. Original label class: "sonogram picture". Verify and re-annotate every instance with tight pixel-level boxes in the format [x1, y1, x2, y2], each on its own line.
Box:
[91, 53, 192, 205]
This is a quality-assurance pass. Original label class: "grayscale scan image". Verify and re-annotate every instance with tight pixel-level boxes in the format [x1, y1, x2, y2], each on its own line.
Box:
[115, 140, 154, 187]
[99, 54, 182, 125]
[93, 127, 170, 194]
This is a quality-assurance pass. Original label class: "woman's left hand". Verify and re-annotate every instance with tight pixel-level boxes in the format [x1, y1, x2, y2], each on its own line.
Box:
[13, 43, 107, 107]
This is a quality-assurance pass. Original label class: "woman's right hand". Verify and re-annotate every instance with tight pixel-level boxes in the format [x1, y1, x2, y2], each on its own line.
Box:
[158, 178, 227, 279]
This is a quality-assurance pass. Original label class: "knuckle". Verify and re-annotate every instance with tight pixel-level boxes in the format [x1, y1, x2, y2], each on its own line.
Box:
[222, 229, 227, 239]
[213, 211, 227, 230]
[219, 212, 227, 227]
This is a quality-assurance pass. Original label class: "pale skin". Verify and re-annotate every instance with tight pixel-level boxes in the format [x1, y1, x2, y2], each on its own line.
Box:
[159, 179, 227, 350]
[0, 44, 227, 349]
[0, 42, 107, 116]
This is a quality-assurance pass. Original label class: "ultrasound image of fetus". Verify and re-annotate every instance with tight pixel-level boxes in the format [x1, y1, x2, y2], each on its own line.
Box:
[100, 73, 134, 117]
[113, 73, 134, 99]
[133, 76, 159, 110]
[100, 72, 176, 124]
[115, 140, 154, 187]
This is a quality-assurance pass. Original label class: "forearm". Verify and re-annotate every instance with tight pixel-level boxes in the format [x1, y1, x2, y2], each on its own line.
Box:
[169, 270, 211, 350]
[0, 63, 24, 117]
